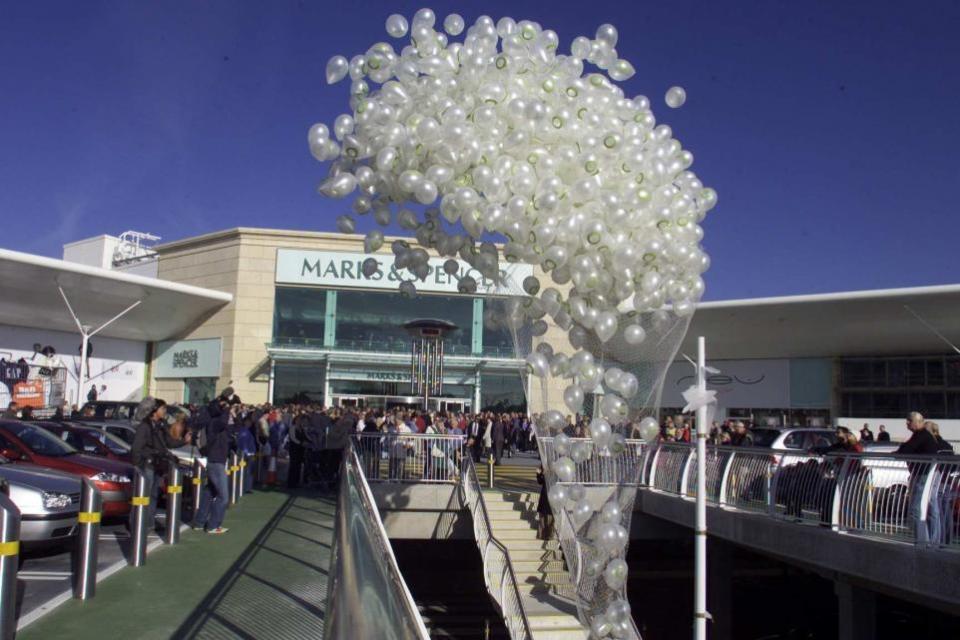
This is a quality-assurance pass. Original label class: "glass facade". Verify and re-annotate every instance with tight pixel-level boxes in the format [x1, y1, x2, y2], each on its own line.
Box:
[273, 288, 326, 347]
[335, 289, 473, 354]
[480, 372, 526, 412]
[839, 355, 960, 419]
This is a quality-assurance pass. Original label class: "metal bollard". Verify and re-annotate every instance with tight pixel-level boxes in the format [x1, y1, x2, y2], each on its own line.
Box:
[237, 455, 246, 499]
[74, 479, 102, 600]
[228, 452, 238, 507]
[165, 466, 183, 545]
[487, 454, 495, 489]
[191, 458, 205, 515]
[0, 493, 20, 639]
[129, 469, 150, 567]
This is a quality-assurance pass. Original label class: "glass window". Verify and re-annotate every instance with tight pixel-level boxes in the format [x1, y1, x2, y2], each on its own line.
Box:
[4, 423, 76, 457]
[927, 360, 944, 386]
[909, 392, 945, 419]
[841, 361, 870, 387]
[887, 360, 907, 387]
[749, 429, 780, 447]
[273, 363, 326, 405]
[782, 432, 804, 449]
[907, 360, 926, 386]
[335, 290, 474, 355]
[480, 372, 526, 413]
[947, 358, 960, 387]
[274, 287, 326, 346]
[872, 393, 906, 417]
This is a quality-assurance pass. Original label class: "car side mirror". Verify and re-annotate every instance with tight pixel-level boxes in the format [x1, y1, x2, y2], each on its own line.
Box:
[0, 448, 23, 461]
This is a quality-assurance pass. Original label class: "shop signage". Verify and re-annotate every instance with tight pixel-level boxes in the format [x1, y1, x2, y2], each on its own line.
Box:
[275, 249, 533, 295]
[331, 367, 476, 386]
[154, 338, 222, 379]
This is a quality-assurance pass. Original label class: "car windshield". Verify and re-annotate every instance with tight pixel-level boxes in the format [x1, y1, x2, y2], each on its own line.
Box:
[750, 429, 782, 447]
[95, 430, 131, 455]
[4, 423, 77, 457]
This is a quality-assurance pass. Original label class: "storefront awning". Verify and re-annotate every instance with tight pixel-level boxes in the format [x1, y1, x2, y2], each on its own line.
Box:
[0, 248, 232, 341]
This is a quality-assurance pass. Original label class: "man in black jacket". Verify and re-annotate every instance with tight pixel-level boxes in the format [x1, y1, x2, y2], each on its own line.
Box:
[191, 393, 236, 534]
[897, 412, 941, 546]
[129, 398, 189, 533]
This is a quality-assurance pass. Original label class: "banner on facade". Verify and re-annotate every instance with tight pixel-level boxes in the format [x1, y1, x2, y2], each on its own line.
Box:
[154, 338, 222, 379]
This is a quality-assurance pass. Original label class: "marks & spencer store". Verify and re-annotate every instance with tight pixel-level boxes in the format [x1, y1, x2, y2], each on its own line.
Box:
[150, 228, 540, 413]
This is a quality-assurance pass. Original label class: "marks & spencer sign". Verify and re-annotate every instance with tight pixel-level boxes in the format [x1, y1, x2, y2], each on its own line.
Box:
[275, 249, 533, 295]
[154, 338, 222, 379]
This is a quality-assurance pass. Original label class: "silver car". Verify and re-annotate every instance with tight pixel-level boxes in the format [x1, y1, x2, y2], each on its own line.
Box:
[0, 458, 81, 546]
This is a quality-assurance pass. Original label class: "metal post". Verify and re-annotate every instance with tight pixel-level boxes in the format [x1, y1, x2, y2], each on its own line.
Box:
[74, 479, 102, 599]
[487, 454, 494, 489]
[694, 336, 708, 640]
[228, 452, 238, 507]
[191, 458, 205, 514]
[238, 455, 246, 499]
[130, 469, 150, 567]
[165, 465, 183, 545]
[77, 332, 90, 409]
[0, 493, 20, 640]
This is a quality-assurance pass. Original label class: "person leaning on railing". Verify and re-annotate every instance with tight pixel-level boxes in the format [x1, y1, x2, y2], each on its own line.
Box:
[896, 412, 942, 547]
[926, 421, 957, 545]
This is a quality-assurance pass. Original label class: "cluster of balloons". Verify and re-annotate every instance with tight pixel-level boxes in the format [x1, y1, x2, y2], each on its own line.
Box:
[311, 10, 714, 639]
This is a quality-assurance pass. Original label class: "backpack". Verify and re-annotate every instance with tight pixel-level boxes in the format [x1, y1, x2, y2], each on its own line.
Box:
[196, 425, 209, 456]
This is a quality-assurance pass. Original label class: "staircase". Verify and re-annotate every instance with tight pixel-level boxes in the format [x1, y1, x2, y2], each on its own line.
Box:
[484, 488, 589, 640]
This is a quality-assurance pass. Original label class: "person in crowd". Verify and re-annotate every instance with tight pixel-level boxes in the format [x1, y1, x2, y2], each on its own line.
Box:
[323, 408, 354, 487]
[482, 413, 493, 459]
[860, 424, 874, 443]
[896, 412, 941, 547]
[19, 406, 33, 420]
[536, 465, 553, 540]
[360, 413, 382, 479]
[2, 402, 17, 419]
[130, 397, 190, 534]
[467, 414, 483, 462]
[238, 414, 258, 493]
[87, 384, 98, 403]
[730, 422, 753, 446]
[877, 425, 891, 442]
[492, 415, 505, 465]
[927, 421, 954, 455]
[192, 391, 240, 535]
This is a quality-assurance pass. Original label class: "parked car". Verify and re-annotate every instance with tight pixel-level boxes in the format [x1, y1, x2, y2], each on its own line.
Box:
[0, 456, 81, 547]
[750, 427, 838, 452]
[78, 401, 139, 422]
[71, 420, 136, 445]
[0, 420, 133, 517]
[32, 421, 132, 463]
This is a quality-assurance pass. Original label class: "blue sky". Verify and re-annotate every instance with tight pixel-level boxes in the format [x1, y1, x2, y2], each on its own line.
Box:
[1, 1, 958, 300]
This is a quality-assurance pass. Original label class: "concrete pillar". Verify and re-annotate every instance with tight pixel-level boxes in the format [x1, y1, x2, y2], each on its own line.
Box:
[707, 537, 733, 640]
[835, 580, 876, 640]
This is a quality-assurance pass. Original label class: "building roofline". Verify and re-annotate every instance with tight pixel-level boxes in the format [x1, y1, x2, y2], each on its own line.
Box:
[698, 283, 960, 310]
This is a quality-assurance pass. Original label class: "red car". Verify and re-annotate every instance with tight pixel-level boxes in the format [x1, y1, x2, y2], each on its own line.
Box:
[33, 422, 132, 463]
[0, 420, 134, 517]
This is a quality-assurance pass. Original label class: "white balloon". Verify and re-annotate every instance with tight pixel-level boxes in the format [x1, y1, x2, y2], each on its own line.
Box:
[601, 500, 622, 524]
[385, 14, 409, 38]
[570, 499, 592, 527]
[591, 615, 613, 638]
[570, 441, 591, 463]
[623, 324, 646, 345]
[603, 558, 629, 589]
[554, 432, 572, 456]
[553, 456, 576, 482]
[361, 257, 379, 277]
[590, 418, 612, 449]
[665, 85, 687, 108]
[325, 55, 349, 84]
[639, 416, 660, 442]
[525, 352, 549, 378]
[597, 523, 629, 556]
[548, 483, 569, 508]
[563, 384, 584, 413]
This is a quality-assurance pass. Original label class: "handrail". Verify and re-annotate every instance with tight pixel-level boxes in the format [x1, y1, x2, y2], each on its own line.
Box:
[460, 456, 533, 640]
[325, 444, 430, 640]
[648, 442, 960, 549]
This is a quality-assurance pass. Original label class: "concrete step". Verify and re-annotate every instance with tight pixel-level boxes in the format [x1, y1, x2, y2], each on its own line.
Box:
[511, 559, 568, 573]
[507, 548, 565, 561]
[490, 528, 540, 541]
[527, 613, 585, 630]
[531, 627, 588, 640]
[513, 572, 572, 586]
[490, 519, 538, 531]
[497, 538, 560, 550]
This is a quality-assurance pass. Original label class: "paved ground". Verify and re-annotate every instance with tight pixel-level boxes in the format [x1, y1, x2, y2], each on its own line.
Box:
[18, 489, 335, 640]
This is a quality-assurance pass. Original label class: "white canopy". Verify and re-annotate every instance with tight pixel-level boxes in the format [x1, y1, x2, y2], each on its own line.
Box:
[0, 248, 232, 341]
[684, 284, 960, 360]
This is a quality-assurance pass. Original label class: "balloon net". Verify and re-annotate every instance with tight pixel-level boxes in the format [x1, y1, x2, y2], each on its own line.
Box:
[310, 10, 716, 637]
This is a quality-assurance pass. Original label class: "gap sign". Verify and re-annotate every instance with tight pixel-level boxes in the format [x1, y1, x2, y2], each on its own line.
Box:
[274, 249, 533, 295]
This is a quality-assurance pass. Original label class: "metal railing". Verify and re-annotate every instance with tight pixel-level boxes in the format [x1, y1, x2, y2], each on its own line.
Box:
[648, 443, 960, 548]
[460, 456, 533, 640]
[353, 433, 465, 482]
[538, 437, 646, 485]
[326, 444, 430, 640]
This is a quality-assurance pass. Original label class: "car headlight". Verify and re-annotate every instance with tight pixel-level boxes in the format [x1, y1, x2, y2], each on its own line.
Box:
[92, 472, 131, 484]
[42, 492, 73, 509]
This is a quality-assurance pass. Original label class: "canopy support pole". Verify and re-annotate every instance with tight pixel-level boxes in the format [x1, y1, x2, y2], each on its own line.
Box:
[58, 286, 142, 408]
